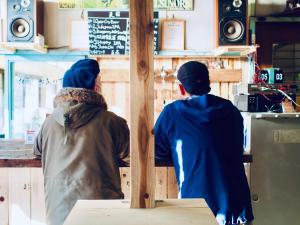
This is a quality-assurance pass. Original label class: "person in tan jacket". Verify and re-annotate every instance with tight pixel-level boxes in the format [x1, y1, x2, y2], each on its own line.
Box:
[33, 59, 129, 225]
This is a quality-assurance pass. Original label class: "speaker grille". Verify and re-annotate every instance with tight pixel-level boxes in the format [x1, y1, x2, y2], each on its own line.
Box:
[222, 19, 245, 42]
[11, 18, 30, 38]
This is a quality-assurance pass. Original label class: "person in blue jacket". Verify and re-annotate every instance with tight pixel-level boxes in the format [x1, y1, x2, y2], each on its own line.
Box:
[154, 61, 254, 225]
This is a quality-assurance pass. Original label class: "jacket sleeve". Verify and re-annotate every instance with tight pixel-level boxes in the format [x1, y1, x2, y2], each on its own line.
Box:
[33, 125, 43, 159]
[231, 106, 245, 157]
[112, 116, 130, 166]
[154, 106, 172, 164]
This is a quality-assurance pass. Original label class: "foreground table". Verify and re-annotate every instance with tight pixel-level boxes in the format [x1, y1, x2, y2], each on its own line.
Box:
[64, 199, 218, 225]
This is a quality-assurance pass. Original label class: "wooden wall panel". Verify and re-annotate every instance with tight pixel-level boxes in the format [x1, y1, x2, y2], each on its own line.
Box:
[9, 168, 31, 225]
[228, 83, 235, 103]
[120, 168, 130, 199]
[167, 167, 178, 198]
[0, 168, 9, 225]
[30, 168, 46, 225]
[101, 82, 130, 122]
[155, 168, 168, 200]
[210, 83, 220, 96]
[220, 83, 229, 99]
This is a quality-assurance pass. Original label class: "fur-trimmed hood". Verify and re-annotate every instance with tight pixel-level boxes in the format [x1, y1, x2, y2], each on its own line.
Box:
[52, 88, 107, 130]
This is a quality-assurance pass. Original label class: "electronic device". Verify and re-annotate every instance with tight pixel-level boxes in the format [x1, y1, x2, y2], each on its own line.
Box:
[234, 93, 285, 112]
[234, 94, 268, 112]
[232, 83, 262, 95]
[216, 0, 248, 46]
[7, 0, 44, 42]
[259, 68, 284, 84]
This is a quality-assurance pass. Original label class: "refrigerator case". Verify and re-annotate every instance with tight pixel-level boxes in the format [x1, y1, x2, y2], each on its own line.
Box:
[242, 113, 300, 225]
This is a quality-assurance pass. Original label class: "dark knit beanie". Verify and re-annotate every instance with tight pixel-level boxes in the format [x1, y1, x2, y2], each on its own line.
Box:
[63, 59, 100, 90]
[177, 61, 211, 95]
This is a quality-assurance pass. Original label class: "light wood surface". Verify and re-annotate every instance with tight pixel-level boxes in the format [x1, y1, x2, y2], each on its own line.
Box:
[99, 68, 242, 83]
[30, 168, 46, 225]
[0, 168, 9, 225]
[9, 168, 31, 225]
[167, 167, 178, 198]
[63, 199, 218, 225]
[130, 0, 155, 208]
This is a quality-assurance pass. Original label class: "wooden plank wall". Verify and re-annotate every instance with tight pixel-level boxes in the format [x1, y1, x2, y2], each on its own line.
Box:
[98, 57, 244, 199]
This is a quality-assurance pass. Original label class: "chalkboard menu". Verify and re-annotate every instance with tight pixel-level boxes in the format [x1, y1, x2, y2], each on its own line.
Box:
[88, 11, 159, 55]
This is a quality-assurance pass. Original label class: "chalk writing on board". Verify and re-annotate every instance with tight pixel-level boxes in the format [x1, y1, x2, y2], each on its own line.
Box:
[88, 11, 159, 55]
[59, 0, 193, 10]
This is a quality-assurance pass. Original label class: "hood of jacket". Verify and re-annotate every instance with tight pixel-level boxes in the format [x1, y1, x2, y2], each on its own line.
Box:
[52, 88, 107, 129]
[173, 94, 236, 124]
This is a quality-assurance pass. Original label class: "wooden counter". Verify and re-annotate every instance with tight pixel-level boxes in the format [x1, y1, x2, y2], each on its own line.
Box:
[0, 149, 42, 167]
[63, 199, 218, 225]
[0, 152, 252, 168]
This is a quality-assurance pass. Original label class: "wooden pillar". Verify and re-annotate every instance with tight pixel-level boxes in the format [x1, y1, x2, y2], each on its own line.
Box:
[130, 0, 155, 208]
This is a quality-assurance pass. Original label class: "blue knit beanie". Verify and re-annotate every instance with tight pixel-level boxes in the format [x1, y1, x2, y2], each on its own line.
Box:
[63, 59, 100, 89]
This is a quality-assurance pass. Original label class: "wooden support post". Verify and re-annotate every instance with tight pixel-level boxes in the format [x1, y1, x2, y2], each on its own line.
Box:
[130, 0, 155, 208]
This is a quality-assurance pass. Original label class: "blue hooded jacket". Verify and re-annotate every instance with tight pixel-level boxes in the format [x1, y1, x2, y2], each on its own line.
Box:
[154, 94, 254, 225]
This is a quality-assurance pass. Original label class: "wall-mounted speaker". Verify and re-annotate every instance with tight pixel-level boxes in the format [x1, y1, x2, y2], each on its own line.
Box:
[7, 0, 43, 42]
[216, 0, 248, 46]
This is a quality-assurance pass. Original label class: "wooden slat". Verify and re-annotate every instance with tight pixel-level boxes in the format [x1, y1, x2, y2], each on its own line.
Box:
[0, 168, 9, 225]
[210, 83, 221, 96]
[130, 0, 155, 208]
[220, 82, 229, 99]
[120, 168, 130, 199]
[100, 68, 242, 83]
[30, 168, 46, 225]
[155, 168, 168, 199]
[100, 69, 129, 82]
[101, 82, 130, 121]
[167, 167, 178, 198]
[228, 83, 235, 103]
[209, 69, 242, 82]
[155, 69, 242, 83]
[9, 168, 31, 225]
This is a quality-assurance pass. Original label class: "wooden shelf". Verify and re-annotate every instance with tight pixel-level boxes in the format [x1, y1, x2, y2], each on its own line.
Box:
[0, 41, 47, 54]
[99, 68, 242, 83]
[214, 45, 258, 57]
[0, 47, 257, 58]
[154, 69, 242, 83]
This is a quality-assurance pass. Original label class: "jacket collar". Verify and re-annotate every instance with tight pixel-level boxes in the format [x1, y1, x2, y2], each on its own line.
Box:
[54, 88, 107, 110]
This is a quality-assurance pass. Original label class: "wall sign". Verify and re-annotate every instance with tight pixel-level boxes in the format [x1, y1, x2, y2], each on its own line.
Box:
[59, 0, 193, 10]
[155, 0, 194, 10]
[70, 20, 89, 50]
[161, 19, 185, 50]
[88, 11, 159, 55]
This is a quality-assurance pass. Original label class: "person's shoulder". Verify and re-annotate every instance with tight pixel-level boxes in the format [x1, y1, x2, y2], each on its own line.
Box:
[209, 94, 242, 115]
[208, 94, 231, 104]
[42, 115, 57, 127]
[104, 111, 128, 125]
[160, 101, 178, 116]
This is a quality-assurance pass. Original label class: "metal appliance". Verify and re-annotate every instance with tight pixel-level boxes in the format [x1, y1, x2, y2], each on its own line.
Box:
[243, 113, 300, 225]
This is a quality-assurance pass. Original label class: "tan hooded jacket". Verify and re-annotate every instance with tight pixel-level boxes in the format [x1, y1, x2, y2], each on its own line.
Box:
[33, 88, 129, 225]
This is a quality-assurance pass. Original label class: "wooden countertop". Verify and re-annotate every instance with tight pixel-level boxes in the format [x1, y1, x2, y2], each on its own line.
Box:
[63, 199, 218, 225]
[0, 139, 252, 167]
[0, 149, 42, 167]
[0, 150, 252, 168]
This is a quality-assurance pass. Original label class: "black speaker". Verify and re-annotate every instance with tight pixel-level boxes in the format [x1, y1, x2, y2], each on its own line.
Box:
[217, 0, 248, 46]
[7, 0, 43, 42]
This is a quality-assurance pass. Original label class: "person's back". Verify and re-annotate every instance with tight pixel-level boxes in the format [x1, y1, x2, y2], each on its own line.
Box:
[154, 61, 253, 225]
[34, 59, 129, 225]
